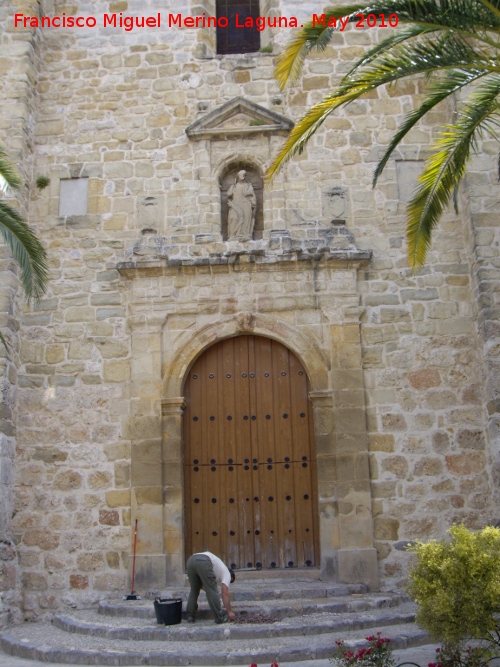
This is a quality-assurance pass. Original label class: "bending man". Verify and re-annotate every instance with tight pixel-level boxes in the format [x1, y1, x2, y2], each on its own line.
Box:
[186, 551, 236, 624]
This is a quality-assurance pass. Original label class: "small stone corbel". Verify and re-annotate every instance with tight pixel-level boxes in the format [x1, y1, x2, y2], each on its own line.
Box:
[236, 312, 255, 332]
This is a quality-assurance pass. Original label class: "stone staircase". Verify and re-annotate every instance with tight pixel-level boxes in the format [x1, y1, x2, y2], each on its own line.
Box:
[0, 570, 430, 665]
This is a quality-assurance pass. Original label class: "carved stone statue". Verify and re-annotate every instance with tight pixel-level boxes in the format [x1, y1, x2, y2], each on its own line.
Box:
[227, 170, 256, 241]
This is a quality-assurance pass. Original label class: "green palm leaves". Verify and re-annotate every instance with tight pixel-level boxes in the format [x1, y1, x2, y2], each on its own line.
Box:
[267, 0, 500, 267]
[0, 146, 48, 304]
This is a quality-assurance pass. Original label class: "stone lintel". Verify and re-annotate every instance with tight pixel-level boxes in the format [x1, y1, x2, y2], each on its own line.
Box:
[337, 547, 379, 590]
[161, 398, 186, 415]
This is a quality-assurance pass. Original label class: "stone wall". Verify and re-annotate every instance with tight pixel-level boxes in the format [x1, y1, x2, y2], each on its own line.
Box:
[0, 0, 496, 621]
[0, 0, 43, 626]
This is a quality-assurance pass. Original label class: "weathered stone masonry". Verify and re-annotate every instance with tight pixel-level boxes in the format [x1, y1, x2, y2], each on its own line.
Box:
[0, 0, 497, 623]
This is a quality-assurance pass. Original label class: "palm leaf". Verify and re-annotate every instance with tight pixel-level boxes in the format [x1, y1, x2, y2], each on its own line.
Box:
[373, 68, 490, 185]
[276, 0, 500, 88]
[0, 201, 49, 303]
[478, 0, 500, 20]
[0, 146, 22, 191]
[268, 35, 493, 182]
[407, 75, 500, 266]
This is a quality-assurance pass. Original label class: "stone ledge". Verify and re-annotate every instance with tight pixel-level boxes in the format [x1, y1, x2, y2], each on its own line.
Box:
[116, 248, 372, 277]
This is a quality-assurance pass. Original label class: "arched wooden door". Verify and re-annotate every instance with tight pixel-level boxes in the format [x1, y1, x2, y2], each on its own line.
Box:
[184, 335, 319, 570]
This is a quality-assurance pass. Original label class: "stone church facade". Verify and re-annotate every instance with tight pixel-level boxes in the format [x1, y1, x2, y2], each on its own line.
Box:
[0, 0, 498, 625]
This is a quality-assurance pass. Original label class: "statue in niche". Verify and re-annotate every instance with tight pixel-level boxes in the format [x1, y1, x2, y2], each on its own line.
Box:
[227, 170, 256, 241]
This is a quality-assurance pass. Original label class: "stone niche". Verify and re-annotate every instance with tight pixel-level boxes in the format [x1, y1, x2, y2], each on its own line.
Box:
[220, 162, 263, 240]
[185, 97, 293, 240]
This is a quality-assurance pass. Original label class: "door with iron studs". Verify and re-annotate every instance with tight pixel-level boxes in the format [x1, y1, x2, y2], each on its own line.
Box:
[184, 335, 319, 570]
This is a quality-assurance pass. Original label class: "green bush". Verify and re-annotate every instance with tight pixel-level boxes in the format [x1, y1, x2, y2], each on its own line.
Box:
[408, 524, 500, 648]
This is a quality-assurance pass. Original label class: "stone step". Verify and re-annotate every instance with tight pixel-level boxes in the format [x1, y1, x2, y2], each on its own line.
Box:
[142, 580, 369, 604]
[99, 593, 406, 621]
[55, 604, 416, 641]
[0, 620, 430, 665]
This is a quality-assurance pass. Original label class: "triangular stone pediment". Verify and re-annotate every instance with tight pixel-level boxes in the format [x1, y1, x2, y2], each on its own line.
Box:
[185, 97, 293, 140]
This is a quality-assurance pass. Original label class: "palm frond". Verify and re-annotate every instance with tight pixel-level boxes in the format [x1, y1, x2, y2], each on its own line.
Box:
[0, 201, 49, 303]
[407, 75, 500, 267]
[373, 68, 490, 186]
[345, 24, 441, 77]
[0, 146, 22, 190]
[276, 0, 500, 87]
[275, 22, 335, 88]
[478, 0, 500, 20]
[268, 34, 493, 182]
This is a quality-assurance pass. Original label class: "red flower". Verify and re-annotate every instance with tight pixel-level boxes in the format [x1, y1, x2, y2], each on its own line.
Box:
[250, 663, 258, 667]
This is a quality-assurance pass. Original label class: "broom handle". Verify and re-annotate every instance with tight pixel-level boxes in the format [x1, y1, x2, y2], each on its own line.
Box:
[131, 519, 138, 594]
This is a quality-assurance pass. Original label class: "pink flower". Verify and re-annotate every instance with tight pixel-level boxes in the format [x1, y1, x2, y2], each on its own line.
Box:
[250, 663, 258, 667]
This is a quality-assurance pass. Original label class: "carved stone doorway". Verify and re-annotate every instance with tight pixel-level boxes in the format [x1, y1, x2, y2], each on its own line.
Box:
[183, 335, 320, 570]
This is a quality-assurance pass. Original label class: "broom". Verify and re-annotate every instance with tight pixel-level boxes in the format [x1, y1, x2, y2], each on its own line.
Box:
[123, 518, 141, 600]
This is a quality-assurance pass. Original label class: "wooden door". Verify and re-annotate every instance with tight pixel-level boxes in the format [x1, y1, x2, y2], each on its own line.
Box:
[184, 336, 319, 570]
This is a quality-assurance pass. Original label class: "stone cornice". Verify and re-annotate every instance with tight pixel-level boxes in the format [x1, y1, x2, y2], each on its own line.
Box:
[185, 96, 294, 140]
[116, 248, 372, 278]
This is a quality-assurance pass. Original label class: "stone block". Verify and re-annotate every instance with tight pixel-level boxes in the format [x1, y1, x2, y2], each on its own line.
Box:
[77, 552, 104, 571]
[46, 345, 65, 364]
[374, 518, 399, 541]
[333, 408, 367, 434]
[70, 574, 88, 589]
[103, 360, 130, 382]
[53, 471, 82, 491]
[337, 548, 379, 590]
[457, 429, 486, 450]
[99, 509, 120, 526]
[106, 552, 120, 569]
[23, 530, 59, 551]
[115, 462, 130, 487]
[381, 413, 407, 431]
[22, 572, 47, 591]
[135, 487, 162, 505]
[446, 452, 486, 476]
[408, 368, 441, 389]
[106, 490, 131, 508]
[88, 471, 113, 490]
[368, 435, 395, 452]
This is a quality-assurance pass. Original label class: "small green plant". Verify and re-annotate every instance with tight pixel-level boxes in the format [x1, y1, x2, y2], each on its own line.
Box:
[408, 524, 500, 649]
[259, 44, 273, 53]
[249, 120, 266, 126]
[331, 633, 395, 667]
[35, 175, 50, 190]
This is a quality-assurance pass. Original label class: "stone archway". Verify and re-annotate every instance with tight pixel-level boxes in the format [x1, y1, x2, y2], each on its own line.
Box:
[136, 312, 379, 589]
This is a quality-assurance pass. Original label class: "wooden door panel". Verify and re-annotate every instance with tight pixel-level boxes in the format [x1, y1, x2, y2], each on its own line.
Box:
[184, 335, 319, 570]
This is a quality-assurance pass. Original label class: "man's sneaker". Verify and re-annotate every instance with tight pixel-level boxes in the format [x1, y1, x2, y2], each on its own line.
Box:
[215, 614, 229, 624]
[186, 615, 195, 623]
